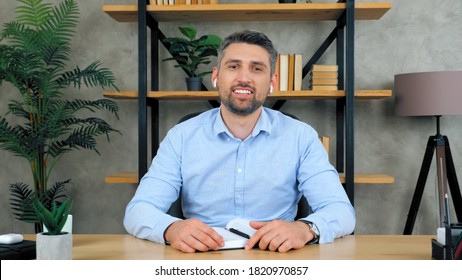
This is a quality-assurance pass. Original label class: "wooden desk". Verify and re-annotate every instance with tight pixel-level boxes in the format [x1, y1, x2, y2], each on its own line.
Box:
[24, 234, 433, 260]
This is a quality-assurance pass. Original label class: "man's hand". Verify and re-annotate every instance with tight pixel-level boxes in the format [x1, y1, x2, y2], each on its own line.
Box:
[164, 218, 224, 253]
[245, 220, 313, 253]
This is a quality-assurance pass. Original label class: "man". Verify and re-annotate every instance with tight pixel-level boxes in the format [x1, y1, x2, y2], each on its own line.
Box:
[124, 30, 355, 253]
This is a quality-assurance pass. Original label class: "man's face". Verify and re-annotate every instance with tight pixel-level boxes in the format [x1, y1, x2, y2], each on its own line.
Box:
[213, 43, 276, 116]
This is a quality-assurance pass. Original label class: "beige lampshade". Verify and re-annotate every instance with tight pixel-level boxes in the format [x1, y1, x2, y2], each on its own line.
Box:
[394, 71, 462, 116]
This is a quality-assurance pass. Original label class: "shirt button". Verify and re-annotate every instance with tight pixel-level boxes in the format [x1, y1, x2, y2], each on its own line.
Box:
[237, 168, 242, 173]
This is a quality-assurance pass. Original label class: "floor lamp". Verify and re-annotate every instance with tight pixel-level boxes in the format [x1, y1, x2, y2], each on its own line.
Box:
[395, 71, 462, 235]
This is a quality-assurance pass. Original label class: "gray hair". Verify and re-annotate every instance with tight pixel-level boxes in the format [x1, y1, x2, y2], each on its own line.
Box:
[217, 30, 278, 75]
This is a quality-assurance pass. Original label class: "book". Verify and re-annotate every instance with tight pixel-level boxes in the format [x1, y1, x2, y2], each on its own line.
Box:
[294, 54, 303, 91]
[274, 54, 280, 91]
[0, 240, 36, 260]
[311, 71, 338, 79]
[311, 64, 338, 72]
[311, 85, 338, 90]
[311, 78, 338, 85]
[279, 54, 289, 91]
[288, 54, 295, 91]
[212, 218, 256, 250]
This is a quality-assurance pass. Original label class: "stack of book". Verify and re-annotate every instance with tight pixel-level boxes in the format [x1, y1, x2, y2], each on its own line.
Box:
[309, 64, 338, 90]
[152, 0, 218, 4]
[277, 54, 303, 92]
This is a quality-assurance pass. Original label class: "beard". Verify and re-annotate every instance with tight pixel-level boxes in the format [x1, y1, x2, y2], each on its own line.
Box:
[220, 94, 264, 116]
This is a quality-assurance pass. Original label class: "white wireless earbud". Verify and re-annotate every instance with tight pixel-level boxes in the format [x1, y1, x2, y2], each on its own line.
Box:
[269, 85, 273, 93]
[213, 79, 217, 88]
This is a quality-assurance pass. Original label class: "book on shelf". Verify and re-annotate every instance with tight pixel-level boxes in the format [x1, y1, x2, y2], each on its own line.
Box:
[311, 64, 338, 72]
[309, 64, 338, 90]
[294, 54, 303, 91]
[310, 78, 338, 85]
[279, 54, 289, 91]
[274, 54, 280, 91]
[212, 218, 256, 250]
[311, 85, 338, 90]
[311, 71, 338, 79]
[278, 53, 303, 91]
[288, 54, 295, 91]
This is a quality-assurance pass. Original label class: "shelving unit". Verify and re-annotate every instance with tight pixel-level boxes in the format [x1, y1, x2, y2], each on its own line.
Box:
[102, 1, 394, 205]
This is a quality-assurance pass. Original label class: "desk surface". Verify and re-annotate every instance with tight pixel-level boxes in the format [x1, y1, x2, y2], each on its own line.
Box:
[24, 234, 434, 260]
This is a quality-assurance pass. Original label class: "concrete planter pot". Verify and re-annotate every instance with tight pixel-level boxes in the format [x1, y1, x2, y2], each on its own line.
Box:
[185, 77, 203, 91]
[36, 232, 72, 260]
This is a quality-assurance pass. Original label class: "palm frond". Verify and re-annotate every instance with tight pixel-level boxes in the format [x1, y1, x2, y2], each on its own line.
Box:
[0, 117, 35, 159]
[41, 0, 78, 46]
[56, 61, 119, 90]
[10, 182, 37, 223]
[42, 179, 69, 209]
[16, 0, 52, 28]
[68, 99, 120, 119]
[9, 179, 70, 224]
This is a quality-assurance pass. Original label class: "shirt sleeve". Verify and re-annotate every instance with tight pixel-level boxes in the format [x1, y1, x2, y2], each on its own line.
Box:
[123, 127, 183, 244]
[296, 126, 356, 243]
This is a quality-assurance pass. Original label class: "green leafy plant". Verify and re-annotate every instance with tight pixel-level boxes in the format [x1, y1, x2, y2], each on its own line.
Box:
[0, 0, 119, 232]
[162, 25, 222, 78]
[33, 197, 73, 235]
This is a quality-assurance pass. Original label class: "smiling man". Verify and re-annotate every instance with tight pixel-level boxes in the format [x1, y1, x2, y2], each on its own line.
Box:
[124, 30, 355, 253]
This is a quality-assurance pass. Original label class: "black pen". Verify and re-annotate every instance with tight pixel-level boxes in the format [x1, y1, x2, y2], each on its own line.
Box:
[228, 228, 250, 239]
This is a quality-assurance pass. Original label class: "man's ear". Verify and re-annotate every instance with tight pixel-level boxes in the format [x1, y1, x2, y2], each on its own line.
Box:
[211, 67, 219, 89]
[270, 73, 278, 94]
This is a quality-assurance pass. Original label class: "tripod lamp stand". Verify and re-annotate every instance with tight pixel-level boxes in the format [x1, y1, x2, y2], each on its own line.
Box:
[394, 71, 462, 235]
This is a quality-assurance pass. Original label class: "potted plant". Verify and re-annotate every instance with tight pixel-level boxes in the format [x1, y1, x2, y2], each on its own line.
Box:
[33, 197, 73, 259]
[0, 0, 119, 233]
[162, 25, 222, 91]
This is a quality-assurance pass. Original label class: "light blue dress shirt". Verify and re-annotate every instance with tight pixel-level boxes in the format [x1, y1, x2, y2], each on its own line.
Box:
[124, 107, 355, 244]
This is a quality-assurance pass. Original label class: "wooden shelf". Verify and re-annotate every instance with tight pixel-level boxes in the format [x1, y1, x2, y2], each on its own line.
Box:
[103, 89, 392, 100]
[339, 173, 394, 184]
[105, 172, 394, 185]
[102, 3, 392, 23]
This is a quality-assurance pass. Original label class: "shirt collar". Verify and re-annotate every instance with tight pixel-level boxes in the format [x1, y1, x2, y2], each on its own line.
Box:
[213, 107, 272, 139]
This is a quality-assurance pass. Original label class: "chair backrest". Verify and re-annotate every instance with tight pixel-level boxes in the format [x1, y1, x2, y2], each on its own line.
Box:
[167, 112, 331, 220]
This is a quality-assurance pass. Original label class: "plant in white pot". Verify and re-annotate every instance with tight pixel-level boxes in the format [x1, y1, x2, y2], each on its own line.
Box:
[33, 197, 73, 260]
[0, 0, 119, 233]
[162, 26, 222, 91]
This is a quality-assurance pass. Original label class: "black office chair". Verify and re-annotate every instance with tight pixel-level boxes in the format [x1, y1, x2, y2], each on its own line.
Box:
[167, 111, 313, 219]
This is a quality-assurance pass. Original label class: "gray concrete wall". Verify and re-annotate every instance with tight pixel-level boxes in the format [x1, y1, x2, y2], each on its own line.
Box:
[1, 0, 461, 236]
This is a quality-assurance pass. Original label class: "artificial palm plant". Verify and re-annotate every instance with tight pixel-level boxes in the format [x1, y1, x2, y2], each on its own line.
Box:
[0, 0, 119, 232]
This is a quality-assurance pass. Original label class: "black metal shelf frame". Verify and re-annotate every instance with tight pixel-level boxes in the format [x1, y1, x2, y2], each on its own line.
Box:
[136, 0, 356, 205]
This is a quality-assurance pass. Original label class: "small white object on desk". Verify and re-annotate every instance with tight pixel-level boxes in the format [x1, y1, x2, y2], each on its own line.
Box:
[0, 233, 24, 244]
[437, 227, 446, 245]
